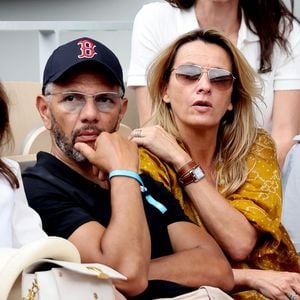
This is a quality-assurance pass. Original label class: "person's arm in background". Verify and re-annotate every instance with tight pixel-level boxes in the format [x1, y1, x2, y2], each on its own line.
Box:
[127, 3, 171, 126]
[272, 90, 300, 168]
[133, 86, 152, 126]
[271, 21, 300, 168]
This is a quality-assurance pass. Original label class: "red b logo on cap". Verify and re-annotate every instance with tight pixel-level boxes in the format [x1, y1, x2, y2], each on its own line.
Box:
[77, 39, 97, 59]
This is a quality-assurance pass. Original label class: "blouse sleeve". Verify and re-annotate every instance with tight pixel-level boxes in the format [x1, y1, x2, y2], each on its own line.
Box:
[227, 131, 282, 242]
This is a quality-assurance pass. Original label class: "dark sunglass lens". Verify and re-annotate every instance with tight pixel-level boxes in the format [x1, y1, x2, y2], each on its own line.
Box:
[175, 65, 202, 83]
[209, 69, 234, 89]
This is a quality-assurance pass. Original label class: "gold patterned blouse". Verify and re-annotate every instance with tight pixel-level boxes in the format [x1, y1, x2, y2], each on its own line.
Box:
[139, 130, 299, 298]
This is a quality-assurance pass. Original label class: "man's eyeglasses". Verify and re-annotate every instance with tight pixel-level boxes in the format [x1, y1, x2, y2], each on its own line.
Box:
[46, 91, 123, 113]
[171, 64, 236, 90]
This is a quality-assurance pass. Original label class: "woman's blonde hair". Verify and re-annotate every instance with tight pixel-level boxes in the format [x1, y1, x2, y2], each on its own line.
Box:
[147, 29, 262, 196]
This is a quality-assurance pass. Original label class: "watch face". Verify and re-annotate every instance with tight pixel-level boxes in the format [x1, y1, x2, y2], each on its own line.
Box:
[192, 166, 204, 181]
[179, 165, 205, 186]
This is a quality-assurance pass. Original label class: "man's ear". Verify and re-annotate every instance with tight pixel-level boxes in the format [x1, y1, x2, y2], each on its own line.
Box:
[118, 97, 128, 124]
[36, 95, 52, 130]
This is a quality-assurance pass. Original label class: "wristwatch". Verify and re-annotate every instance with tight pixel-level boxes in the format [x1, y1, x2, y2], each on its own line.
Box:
[178, 165, 205, 186]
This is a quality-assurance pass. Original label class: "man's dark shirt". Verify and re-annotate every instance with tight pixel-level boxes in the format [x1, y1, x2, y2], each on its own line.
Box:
[23, 152, 196, 298]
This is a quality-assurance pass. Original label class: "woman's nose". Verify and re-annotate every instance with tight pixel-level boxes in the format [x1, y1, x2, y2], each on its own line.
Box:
[195, 72, 212, 93]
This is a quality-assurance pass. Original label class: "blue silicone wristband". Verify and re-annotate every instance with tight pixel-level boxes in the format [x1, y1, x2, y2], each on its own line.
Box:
[108, 170, 144, 186]
[108, 169, 167, 214]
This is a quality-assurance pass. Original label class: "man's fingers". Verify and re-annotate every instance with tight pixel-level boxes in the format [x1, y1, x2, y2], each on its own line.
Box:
[74, 142, 95, 161]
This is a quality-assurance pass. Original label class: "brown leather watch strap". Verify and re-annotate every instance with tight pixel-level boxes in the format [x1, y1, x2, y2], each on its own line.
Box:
[179, 172, 195, 186]
[178, 165, 205, 186]
[177, 160, 197, 178]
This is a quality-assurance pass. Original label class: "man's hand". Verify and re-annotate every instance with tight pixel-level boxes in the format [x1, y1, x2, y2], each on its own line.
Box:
[75, 132, 139, 173]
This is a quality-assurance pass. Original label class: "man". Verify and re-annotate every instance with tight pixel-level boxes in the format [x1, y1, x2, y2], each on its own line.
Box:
[23, 37, 233, 299]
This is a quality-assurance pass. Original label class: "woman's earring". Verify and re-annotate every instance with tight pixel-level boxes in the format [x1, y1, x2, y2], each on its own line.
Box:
[163, 94, 170, 103]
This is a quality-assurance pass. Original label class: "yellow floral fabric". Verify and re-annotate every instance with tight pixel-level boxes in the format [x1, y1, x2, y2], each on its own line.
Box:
[139, 130, 299, 298]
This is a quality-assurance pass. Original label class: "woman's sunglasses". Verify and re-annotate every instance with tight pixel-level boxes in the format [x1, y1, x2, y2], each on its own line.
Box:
[171, 64, 236, 90]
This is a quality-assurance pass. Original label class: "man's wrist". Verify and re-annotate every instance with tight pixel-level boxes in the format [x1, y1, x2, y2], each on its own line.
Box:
[109, 169, 168, 214]
[109, 170, 142, 185]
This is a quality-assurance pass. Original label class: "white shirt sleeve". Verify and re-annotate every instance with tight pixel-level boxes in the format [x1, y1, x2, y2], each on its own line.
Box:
[0, 158, 47, 248]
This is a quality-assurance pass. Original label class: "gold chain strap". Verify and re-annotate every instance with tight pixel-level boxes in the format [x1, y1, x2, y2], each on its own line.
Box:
[22, 278, 39, 300]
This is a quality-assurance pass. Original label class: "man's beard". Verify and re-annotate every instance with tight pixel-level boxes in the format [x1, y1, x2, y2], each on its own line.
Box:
[50, 112, 119, 163]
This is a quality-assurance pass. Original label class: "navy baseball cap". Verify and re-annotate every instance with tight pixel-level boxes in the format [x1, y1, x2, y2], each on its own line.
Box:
[42, 37, 125, 95]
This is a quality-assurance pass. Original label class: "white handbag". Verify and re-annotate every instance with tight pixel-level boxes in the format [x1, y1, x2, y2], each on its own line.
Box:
[0, 237, 126, 300]
[22, 259, 127, 300]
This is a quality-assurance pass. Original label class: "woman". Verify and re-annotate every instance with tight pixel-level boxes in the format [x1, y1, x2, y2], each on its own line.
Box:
[0, 82, 46, 247]
[127, 0, 300, 168]
[130, 29, 300, 299]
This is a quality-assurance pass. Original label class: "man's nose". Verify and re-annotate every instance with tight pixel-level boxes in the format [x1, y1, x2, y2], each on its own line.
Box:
[79, 97, 99, 122]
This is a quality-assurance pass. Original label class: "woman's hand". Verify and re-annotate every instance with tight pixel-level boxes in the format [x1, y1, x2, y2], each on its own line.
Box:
[234, 269, 300, 300]
[129, 125, 191, 170]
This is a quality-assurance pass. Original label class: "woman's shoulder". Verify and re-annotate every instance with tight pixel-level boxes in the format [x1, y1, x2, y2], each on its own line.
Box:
[1, 157, 20, 174]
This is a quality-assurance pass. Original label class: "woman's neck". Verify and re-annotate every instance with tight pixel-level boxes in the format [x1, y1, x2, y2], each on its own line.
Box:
[181, 128, 217, 186]
[179, 125, 216, 169]
[195, 0, 240, 44]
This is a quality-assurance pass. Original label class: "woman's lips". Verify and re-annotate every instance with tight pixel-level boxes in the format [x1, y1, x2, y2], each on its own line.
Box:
[192, 100, 212, 107]
[192, 100, 212, 112]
